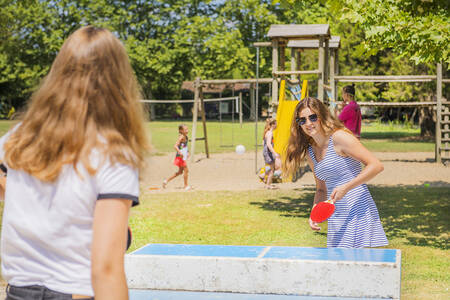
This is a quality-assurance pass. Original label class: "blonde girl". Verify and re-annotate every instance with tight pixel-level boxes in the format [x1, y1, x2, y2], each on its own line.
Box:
[0, 26, 149, 299]
[262, 118, 280, 189]
[162, 124, 191, 190]
[283, 97, 387, 248]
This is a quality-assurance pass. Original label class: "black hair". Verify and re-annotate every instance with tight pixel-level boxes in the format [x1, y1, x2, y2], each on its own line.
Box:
[343, 84, 355, 96]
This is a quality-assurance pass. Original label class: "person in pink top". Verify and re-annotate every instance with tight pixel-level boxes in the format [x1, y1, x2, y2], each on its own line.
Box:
[338, 84, 362, 139]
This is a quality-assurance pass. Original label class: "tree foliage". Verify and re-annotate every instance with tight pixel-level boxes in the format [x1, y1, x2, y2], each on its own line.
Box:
[0, 0, 254, 105]
[0, 0, 447, 114]
[331, 0, 449, 66]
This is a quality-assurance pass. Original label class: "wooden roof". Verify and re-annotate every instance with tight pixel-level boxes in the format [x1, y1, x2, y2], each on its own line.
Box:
[181, 81, 250, 94]
[287, 36, 340, 49]
[267, 24, 330, 39]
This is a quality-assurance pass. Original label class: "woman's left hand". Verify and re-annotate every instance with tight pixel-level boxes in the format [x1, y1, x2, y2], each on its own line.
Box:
[330, 184, 348, 203]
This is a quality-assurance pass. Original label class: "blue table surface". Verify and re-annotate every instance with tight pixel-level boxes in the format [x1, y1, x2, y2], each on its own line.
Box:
[131, 244, 397, 263]
[130, 290, 386, 300]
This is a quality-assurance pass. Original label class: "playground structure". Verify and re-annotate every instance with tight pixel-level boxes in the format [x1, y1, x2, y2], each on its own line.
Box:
[185, 24, 449, 165]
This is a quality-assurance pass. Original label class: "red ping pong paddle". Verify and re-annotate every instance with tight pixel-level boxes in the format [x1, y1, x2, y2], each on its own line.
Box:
[310, 199, 335, 223]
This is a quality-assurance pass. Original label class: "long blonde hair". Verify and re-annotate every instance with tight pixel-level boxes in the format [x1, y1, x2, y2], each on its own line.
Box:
[4, 26, 150, 182]
[283, 97, 345, 178]
[263, 118, 276, 140]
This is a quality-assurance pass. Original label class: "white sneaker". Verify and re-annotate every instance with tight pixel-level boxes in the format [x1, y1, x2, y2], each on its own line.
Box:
[162, 180, 168, 189]
[184, 186, 192, 191]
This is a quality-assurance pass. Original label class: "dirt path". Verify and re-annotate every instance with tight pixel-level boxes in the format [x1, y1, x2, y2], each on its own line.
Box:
[143, 151, 450, 192]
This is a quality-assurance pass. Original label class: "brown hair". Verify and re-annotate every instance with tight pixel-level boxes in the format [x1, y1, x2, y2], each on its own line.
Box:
[343, 84, 355, 100]
[263, 118, 276, 140]
[4, 26, 150, 182]
[283, 97, 345, 178]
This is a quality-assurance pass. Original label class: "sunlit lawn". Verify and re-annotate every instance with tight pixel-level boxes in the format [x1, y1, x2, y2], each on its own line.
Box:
[146, 119, 434, 154]
[0, 119, 434, 153]
[361, 120, 435, 152]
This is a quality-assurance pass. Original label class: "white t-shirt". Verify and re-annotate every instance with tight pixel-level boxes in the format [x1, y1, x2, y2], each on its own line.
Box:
[0, 126, 139, 296]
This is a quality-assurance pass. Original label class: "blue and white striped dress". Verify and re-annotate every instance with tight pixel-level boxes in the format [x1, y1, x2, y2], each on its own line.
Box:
[308, 135, 388, 248]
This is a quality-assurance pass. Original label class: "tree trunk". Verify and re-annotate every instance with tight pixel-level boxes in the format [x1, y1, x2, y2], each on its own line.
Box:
[419, 107, 436, 137]
[143, 80, 156, 120]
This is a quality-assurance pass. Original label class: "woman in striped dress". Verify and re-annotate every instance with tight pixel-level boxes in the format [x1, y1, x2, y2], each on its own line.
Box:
[283, 97, 388, 248]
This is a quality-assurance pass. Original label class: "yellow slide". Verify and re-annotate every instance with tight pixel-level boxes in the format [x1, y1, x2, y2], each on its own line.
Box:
[273, 79, 307, 156]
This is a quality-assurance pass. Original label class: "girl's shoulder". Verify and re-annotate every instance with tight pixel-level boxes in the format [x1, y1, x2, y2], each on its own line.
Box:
[331, 128, 358, 148]
[265, 129, 273, 137]
[331, 128, 353, 139]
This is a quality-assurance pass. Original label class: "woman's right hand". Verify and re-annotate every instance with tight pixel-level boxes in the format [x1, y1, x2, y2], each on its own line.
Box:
[309, 217, 321, 231]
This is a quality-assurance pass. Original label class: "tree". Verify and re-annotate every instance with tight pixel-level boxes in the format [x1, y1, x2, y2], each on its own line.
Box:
[0, 0, 255, 113]
[0, 0, 69, 106]
[331, 0, 449, 66]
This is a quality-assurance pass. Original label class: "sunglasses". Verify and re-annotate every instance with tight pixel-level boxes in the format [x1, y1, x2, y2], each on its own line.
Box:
[296, 114, 318, 126]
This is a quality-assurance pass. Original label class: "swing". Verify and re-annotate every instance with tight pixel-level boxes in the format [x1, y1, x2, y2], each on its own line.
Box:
[219, 89, 238, 148]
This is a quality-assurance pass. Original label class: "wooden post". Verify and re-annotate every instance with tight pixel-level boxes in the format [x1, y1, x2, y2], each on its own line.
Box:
[436, 63, 442, 163]
[318, 36, 325, 101]
[290, 48, 296, 81]
[199, 87, 209, 158]
[330, 48, 336, 115]
[271, 39, 279, 117]
[334, 49, 339, 103]
[190, 77, 200, 162]
[335, 49, 339, 76]
[239, 92, 243, 128]
[324, 38, 329, 86]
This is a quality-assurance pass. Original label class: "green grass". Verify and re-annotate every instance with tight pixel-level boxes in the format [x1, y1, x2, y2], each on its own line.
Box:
[131, 186, 450, 300]
[148, 119, 434, 154]
[0, 121, 16, 136]
[147, 120, 266, 154]
[360, 120, 435, 152]
[0, 119, 434, 153]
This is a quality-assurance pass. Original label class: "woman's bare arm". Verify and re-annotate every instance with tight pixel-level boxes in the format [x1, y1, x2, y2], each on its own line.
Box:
[306, 154, 326, 231]
[91, 199, 131, 300]
[330, 130, 383, 202]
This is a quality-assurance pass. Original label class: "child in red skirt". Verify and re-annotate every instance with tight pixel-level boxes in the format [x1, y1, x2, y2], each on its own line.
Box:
[162, 124, 191, 190]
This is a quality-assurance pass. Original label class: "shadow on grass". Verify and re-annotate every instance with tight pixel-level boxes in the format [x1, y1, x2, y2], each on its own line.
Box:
[379, 157, 437, 163]
[361, 131, 433, 141]
[251, 185, 449, 250]
[372, 185, 449, 250]
[250, 186, 316, 219]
